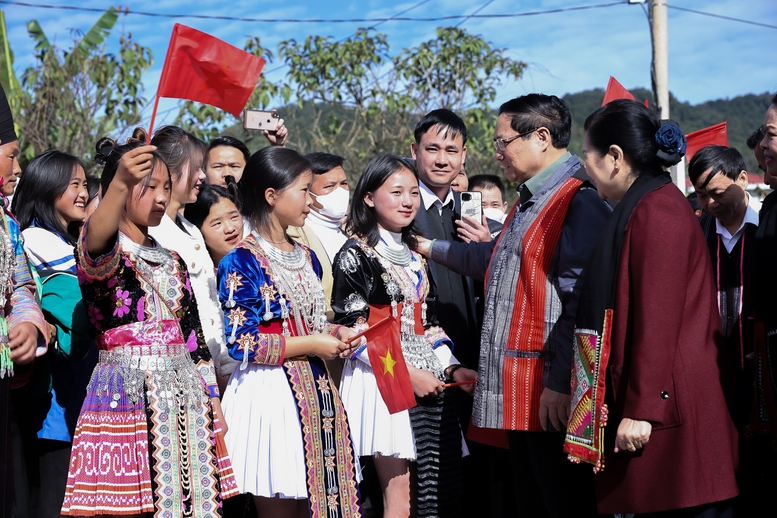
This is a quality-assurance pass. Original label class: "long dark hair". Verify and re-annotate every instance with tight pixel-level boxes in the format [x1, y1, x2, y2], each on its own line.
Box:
[151, 125, 206, 186]
[11, 149, 86, 243]
[584, 99, 682, 177]
[239, 146, 312, 235]
[184, 176, 242, 229]
[346, 154, 421, 248]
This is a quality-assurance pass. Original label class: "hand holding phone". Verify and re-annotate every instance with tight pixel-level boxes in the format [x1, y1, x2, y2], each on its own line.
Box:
[460, 191, 482, 221]
[243, 109, 281, 132]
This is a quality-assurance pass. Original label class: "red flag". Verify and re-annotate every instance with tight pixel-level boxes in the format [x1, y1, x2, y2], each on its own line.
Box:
[157, 24, 266, 117]
[601, 76, 636, 106]
[362, 316, 416, 414]
[685, 122, 728, 161]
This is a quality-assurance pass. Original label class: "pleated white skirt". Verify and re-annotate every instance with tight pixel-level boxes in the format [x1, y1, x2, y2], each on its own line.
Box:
[340, 359, 417, 460]
[222, 364, 308, 499]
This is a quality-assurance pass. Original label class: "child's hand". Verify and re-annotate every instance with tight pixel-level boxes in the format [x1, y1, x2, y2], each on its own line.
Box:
[335, 327, 365, 358]
[9, 322, 40, 365]
[408, 365, 444, 398]
[310, 333, 347, 361]
[115, 145, 157, 189]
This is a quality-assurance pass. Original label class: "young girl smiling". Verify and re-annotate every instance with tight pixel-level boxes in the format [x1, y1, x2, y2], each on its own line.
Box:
[218, 146, 362, 518]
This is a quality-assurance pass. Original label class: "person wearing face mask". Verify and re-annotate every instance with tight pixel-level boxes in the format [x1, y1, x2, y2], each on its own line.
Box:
[286, 153, 350, 321]
[469, 174, 509, 241]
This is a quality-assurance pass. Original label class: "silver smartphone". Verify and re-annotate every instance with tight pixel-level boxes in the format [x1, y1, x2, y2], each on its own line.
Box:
[460, 191, 482, 221]
[243, 109, 280, 132]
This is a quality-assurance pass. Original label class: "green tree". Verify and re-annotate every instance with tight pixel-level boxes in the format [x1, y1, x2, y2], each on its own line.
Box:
[275, 28, 416, 184]
[226, 27, 523, 186]
[393, 27, 526, 178]
[15, 7, 152, 166]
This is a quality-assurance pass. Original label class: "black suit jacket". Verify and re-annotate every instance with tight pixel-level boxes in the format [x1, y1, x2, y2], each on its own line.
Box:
[414, 190, 480, 364]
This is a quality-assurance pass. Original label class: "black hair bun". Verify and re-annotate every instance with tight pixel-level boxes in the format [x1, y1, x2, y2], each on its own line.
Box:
[127, 127, 148, 144]
[94, 137, 116, 165]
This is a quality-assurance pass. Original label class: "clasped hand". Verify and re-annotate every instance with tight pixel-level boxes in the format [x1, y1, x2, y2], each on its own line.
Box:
[614, 418, 652, 453]
[311, 327, 364, 361]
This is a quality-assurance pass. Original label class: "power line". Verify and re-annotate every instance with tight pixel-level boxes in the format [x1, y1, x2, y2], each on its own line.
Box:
[454, 0, 496, 28]
[0, 1, 628, 23]
[263, 0, 432, 74]
[666, 5, 777, 30]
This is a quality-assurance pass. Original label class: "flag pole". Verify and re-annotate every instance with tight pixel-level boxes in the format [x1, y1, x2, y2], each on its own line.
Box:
[146, 94, 160, 145]
[345, 316, 393, 345]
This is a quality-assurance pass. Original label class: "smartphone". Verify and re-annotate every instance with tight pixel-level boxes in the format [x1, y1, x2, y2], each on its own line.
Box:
[243, 109, 280, 132]
[460, 191, 482, 221]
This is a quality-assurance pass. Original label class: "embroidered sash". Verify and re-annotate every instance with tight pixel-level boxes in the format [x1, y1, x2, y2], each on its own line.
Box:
[494, 176, 583, 431]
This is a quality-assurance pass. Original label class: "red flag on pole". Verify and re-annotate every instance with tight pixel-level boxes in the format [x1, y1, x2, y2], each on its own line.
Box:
[601, 76, 636, 106]
[361, 316, 416, 414]
[158, 24, 265, 116]
[685, 122, 728, 161]
[146, 24, 266, 141]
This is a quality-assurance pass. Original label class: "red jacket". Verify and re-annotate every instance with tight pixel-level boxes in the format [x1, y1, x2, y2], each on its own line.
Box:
[596, 183, 739, 513]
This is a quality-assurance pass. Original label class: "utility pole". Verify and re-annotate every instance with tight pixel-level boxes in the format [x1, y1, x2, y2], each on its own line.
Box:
[641, 0, 685, 191]
[651, 0, 669, 120]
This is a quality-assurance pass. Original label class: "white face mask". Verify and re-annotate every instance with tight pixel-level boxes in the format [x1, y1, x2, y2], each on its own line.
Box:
[311, 187, 349, 220]
[483, 207, 506, 222]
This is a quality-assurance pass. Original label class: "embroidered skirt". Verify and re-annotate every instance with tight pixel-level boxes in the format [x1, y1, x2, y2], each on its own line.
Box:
[61, 323, 237, 517]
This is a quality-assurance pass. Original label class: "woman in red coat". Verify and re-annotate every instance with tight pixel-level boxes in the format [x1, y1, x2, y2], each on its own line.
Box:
[564, 100, 739, 516]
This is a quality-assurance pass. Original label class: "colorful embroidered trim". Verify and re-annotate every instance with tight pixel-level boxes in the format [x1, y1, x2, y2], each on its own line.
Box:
[284, 358, 362, 518]
[565, 309, 613, 472]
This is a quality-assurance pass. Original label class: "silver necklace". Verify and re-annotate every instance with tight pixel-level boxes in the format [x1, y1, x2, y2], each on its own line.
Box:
[374, 240, 412, 267]
[253, 231, 326, 337]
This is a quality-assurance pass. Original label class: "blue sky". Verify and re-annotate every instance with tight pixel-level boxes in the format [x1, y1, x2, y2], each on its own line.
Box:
[3, 0, 776, 132]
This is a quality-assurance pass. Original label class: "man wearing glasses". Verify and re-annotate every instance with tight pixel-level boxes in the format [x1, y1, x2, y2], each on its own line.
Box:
[417, 94, 610, 517]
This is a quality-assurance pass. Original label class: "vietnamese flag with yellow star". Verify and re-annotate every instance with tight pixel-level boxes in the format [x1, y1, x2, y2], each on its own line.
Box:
[157, 24, 266, 117]
[363, 317, 416, 414]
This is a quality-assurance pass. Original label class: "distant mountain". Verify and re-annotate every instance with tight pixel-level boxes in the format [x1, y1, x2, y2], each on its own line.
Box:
[563, 89, 772, 175]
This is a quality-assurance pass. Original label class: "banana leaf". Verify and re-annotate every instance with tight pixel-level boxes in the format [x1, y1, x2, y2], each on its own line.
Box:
[26, 19, 51, 54]
[73, 6, 118, 60]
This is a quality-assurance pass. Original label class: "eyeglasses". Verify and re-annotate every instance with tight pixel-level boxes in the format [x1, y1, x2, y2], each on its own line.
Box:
[493, 128, 539, 153]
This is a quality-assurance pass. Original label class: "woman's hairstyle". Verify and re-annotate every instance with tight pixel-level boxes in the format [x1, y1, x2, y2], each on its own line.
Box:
[238, 147, 312, 234]
[584, 99, 685, 176]
[96, 127, 165, 198]
[85, 174, 101, 204]
[151, 125, 207, 183]
[207, 135, 250, 163]
[11, 149, 86, 243]
[345, 154, 421, 248]
[184, 177, 242, 229]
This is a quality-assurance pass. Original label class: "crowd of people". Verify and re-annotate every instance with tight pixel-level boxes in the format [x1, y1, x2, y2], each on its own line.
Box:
[1, 78, 777, 518]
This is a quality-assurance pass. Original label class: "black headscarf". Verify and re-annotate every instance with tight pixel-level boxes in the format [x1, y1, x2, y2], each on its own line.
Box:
[0, 83, 17, 145]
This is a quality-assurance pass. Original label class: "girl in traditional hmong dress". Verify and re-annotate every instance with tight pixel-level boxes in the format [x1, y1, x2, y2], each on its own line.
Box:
[217, 147, 362, 518]
[331, 155, 477, 518]
[61, 139, 238, 517]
